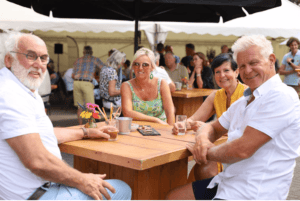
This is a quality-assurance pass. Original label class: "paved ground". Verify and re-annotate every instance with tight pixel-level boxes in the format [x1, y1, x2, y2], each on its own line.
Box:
[50, 106, 300, 199]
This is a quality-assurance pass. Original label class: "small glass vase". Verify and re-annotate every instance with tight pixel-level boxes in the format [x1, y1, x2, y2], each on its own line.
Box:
[85, 117, 97, 128]
[182, 82, 187, 89]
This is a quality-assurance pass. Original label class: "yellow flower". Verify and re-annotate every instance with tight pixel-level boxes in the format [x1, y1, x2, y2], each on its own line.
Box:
[80, 111, 92, 119]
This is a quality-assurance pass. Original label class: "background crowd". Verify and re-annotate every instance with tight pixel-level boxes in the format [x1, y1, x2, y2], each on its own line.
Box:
[40, 38, 300, 127]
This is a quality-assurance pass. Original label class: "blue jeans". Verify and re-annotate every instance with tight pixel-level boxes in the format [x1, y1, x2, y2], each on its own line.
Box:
[31, 179, 131, 200]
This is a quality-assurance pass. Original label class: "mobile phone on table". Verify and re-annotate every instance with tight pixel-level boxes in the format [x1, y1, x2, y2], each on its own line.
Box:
[137, 125, 161, 136]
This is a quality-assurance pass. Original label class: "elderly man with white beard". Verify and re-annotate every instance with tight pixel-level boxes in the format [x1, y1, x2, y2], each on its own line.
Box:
[0, 32, 132, 200]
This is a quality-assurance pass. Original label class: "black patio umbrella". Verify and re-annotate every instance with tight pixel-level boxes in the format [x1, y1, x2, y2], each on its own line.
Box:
[7, 0, 282, 52]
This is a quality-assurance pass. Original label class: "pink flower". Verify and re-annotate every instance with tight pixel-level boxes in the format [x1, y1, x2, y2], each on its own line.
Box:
[86, 103, 99, 112]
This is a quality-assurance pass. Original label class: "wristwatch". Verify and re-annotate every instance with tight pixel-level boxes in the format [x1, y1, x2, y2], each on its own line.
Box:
[288, 61, 292, 65]
[81, 127, 89, 139]
[196, 73, 201, 77]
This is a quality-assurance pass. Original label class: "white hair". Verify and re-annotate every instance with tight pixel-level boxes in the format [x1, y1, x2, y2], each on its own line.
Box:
[3, 31, 46, 62]
[232, 35, 273, 62]
[154, 51, 160, 62]
[130, 47, 157, 70]
[1, 31, 47, 90]
[0, 31, 23, 68]
[105, 49, 126, 70]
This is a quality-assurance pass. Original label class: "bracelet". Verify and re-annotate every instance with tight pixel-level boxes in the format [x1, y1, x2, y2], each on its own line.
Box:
[81, 127, 89, 139]
[196, 73, 201, 77]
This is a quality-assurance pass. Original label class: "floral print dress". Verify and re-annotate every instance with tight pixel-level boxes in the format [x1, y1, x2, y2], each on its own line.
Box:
[127, 78, 167, 122]
[100, 66, 121, 106]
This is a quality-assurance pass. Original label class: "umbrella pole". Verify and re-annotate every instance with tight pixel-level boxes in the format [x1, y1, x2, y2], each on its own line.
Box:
[134, 19, 139, 53]
[134, 0, 140, 53]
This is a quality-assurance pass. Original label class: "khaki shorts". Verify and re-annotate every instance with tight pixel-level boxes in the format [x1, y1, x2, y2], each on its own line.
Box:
[73, 81, 95, 106]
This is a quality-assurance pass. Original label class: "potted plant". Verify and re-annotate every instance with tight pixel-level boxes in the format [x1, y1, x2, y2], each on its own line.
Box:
[78, 103, 101, 128]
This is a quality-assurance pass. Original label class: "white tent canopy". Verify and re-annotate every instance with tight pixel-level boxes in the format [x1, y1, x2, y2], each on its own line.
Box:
[1, 0, 299, 48]
[280, 33, 300, 45]
[157, 0, 300, 39]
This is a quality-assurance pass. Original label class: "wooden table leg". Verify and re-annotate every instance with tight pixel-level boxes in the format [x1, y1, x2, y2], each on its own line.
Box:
[172, 97, 203, 118]
[74, 156, 188, 200]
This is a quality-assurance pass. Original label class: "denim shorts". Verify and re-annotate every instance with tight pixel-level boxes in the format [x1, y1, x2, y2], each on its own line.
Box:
[28, 179, 131, 200]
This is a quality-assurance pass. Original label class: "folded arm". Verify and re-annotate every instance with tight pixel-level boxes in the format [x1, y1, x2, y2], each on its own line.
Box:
[207, 126, 271, 164]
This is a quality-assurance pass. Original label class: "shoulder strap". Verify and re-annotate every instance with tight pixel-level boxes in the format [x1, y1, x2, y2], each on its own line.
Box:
[157, 78, 162, 92]
[127, 81, 134, 92]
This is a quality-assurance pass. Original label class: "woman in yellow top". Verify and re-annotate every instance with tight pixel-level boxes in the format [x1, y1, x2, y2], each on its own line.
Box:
[172, 53, 248, 181]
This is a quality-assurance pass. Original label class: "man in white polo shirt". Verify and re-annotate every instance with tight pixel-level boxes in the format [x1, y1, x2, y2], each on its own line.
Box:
[0, 32, 132, 200]
[166, 35, 300, 200]
[153, 52, 176, 92]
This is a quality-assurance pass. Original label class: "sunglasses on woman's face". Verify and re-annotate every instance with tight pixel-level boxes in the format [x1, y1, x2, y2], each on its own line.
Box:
[133, 62, 150, 68]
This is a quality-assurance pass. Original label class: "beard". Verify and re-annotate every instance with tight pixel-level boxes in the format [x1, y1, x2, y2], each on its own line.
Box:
[11, 59, 46, 91]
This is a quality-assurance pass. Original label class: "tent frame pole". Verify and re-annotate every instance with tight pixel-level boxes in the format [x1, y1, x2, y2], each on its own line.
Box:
[134, 0, 140, 53]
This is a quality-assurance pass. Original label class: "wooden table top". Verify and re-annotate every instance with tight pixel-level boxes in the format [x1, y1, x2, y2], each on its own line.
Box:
[59, 121, 227, 171]
[171, 88, 217, 98]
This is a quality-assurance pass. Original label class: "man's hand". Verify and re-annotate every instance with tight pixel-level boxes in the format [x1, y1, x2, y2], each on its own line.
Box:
[286, 58, 293, 63]
[88, 126, 117, 139]
[172, 120, 205, 134]
[190, 121, 205, 132]
[79, 173, 116, 200]
[186, 142, 201, 165]
[192, 134, 215, 164]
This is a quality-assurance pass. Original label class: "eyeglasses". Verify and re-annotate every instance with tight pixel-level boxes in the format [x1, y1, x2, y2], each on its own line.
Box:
[132, 62, 150, 68]
[10, 51, 50, 65]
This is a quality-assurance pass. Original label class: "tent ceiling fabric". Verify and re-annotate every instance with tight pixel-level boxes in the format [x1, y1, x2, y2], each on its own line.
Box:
[0, 0, 155, 33]
[7, 0, 281, 23]
[3, 0, 298, 39]
[157, 0, 300, 39]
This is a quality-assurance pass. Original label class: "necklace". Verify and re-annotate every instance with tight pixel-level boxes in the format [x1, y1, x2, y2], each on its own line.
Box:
[134, 80, 145, 92]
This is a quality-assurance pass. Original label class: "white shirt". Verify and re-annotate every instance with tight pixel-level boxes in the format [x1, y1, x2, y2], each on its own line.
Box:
[38, 70, 51, 102]
[0, 67, 61, 200]
[209, 74, 300, 200]
[63, 68, 74, 91]
[152, 66, 173, 84]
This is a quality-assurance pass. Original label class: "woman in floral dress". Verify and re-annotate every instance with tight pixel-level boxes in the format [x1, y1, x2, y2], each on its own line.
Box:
[121, 48, 175, 125]
[100, 49, 126, 109]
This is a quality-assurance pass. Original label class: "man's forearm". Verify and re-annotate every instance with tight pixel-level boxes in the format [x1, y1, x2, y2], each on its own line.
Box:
[54, 128, 84, 144]
[31, 152, 85, 189]
[195, 123, 220, 143]
[207, 140, 246, 164]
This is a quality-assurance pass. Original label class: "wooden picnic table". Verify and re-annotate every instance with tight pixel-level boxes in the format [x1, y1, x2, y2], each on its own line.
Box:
[172, 88, 217, 118]
[59, 121, 227, 200]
